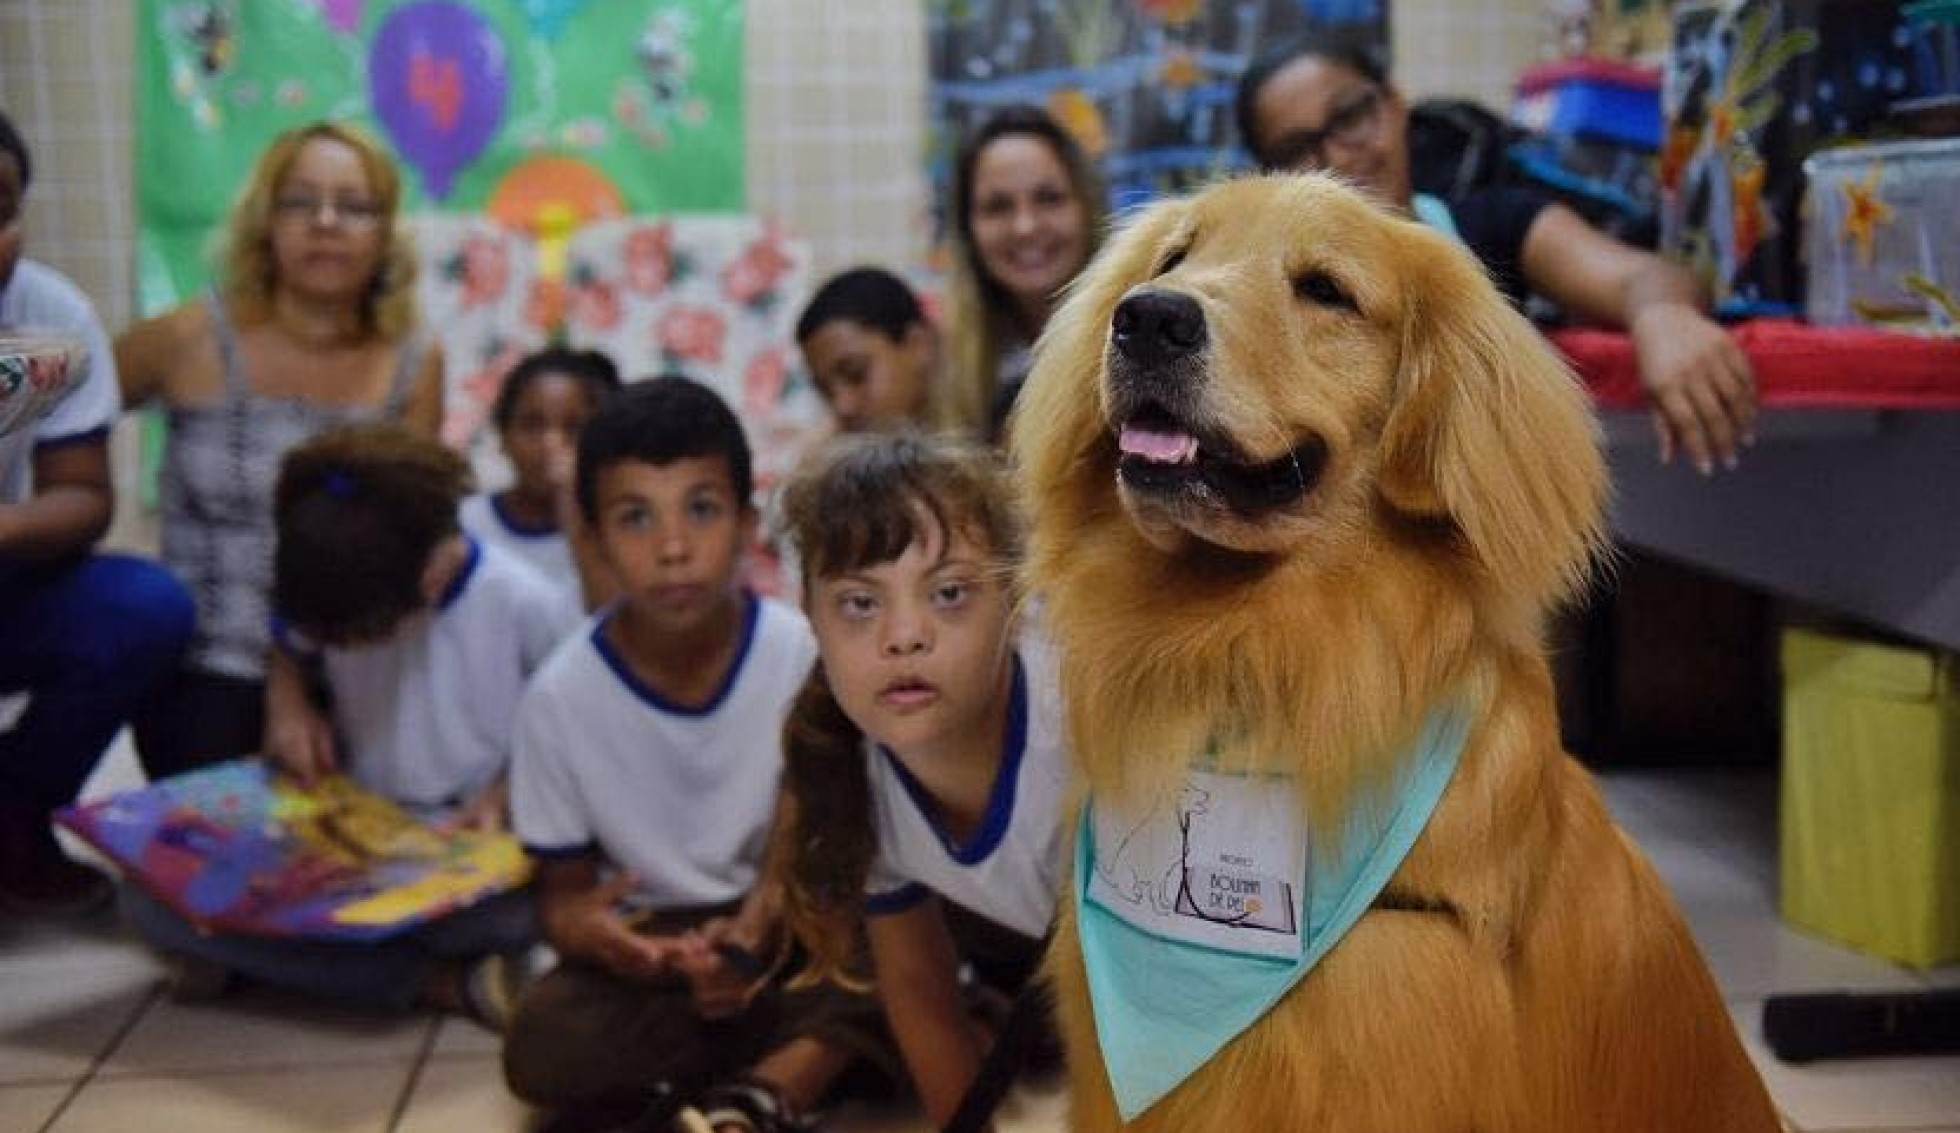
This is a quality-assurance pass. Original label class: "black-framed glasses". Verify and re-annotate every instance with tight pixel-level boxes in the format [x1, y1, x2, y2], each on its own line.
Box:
[1265, 86, 1386, 172]
[271, 194, 385, 228]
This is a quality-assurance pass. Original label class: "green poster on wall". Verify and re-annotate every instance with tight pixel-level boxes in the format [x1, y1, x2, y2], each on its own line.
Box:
[135, 0, 744, 314]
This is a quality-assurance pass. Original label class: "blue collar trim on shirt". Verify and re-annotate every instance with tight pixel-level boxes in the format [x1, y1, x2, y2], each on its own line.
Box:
[877, 653, 1027, 866]
[490, 491, 561, 539]
[435, 537, 482, 612]
[591, 591, 761, 717]
[1076, 698, 1474, 1120]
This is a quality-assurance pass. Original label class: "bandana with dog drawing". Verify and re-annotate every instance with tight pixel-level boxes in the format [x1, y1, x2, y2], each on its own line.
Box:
[1076, 702, 1472, 1120]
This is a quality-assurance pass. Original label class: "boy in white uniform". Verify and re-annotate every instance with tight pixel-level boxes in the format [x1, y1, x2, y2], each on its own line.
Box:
[505, 377, 885, 1133]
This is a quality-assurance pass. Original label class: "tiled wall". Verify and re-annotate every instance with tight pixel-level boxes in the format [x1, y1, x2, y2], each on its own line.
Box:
[2, 0, 1541, 543]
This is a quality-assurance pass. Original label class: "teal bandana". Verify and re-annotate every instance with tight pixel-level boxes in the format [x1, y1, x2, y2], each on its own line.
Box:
[1075, 702, 1473, 1120]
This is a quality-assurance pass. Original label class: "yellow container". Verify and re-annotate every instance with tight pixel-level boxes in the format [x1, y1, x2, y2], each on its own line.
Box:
[1779, 627, 1960, 968]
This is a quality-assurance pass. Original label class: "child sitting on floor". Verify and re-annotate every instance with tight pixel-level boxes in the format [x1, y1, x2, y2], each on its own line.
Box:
[775, 432, 1068, 1128]
[459, 346, 622, 609]
[123, 422, 578, 1030]
[794, 267, 941, 434]
[503, 377, 888, 1133]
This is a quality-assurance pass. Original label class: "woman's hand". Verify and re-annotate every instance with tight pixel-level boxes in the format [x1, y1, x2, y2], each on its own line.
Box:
[1629, 301, 1757, 474]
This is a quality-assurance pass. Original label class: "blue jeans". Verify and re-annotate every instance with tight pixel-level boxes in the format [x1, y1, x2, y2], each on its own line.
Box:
[123, 884, 540, 1010]
[0, 554, 195, 813]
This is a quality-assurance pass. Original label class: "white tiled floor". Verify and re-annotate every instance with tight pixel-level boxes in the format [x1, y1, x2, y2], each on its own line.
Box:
[3, 740, 1954, 1132]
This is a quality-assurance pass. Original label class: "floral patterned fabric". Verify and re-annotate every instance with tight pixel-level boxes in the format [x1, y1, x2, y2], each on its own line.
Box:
[413, 214, 827, 597]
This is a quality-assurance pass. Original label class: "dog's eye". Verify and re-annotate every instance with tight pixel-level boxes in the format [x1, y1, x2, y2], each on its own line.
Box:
[1292, 270, 1356, 312]
[1155, 246, 1187, 277]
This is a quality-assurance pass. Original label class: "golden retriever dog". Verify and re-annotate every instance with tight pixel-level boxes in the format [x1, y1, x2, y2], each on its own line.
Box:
[1011, 174, 1781, 1133]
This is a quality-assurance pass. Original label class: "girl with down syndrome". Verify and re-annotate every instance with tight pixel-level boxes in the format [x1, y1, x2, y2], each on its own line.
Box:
[125, 422, 575, 1028]
[774, 432, 1069, 1128]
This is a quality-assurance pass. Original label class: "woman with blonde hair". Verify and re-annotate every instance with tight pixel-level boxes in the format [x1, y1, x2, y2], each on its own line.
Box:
[943, 105, 1104, 442]
[117, 120, 444, 780]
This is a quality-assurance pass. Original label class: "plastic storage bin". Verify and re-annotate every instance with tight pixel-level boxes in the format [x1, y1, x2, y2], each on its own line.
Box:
[1779, 627, 1960, 968]
[1804, 137, 1960, 332]
[1513, 59, 1662, 150]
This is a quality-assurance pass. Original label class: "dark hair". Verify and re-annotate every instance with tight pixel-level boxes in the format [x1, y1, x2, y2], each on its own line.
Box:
[774, 433, 1020, 986]
[492, 347, 622, 431]
[794, 267, 927, 346]
[0, 108, 30, 188]
[274, 423, 473, 646]
[1234, 31, 1389, 169]
[575, 375, 753, 523]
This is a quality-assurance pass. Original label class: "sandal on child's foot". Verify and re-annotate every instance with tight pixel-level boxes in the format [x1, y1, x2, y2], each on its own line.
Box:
[671, 1079, 816, 1133]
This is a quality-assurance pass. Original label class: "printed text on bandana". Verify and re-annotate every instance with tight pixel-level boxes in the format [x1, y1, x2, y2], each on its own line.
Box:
[1086, 770, 1306, 961]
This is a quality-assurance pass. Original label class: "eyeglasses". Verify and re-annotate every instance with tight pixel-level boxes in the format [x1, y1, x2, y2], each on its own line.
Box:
[271, 194, 385, 228]
[1265, 86, 1386, 172]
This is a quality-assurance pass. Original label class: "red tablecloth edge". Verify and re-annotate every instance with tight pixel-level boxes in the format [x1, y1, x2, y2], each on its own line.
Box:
[1548, 320, 1960, 413]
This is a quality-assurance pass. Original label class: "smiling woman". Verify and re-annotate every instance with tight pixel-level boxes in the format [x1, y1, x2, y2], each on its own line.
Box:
[113, 121, 446, 781]
[944, 105, 1106, 443]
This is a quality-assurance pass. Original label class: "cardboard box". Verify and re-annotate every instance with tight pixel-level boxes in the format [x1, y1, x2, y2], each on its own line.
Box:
[1780, 627, 1960, 968]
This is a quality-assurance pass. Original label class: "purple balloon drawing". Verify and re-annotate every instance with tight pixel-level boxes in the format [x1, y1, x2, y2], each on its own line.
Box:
[368, 1, 508, 201]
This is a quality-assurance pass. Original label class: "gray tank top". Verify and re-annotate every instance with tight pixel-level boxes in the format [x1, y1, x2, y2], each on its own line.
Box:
[161, 292, 427, 679]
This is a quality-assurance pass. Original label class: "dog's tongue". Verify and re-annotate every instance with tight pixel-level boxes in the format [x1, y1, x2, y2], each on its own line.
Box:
[1118, 424, 1199, 465]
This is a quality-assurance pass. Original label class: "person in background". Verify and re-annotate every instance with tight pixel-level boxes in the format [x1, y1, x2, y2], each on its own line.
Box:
[459, 346, 621, 610]
[1234, 32, 1756, 473]
[504, 378, 886, 1133]
[794, 267, 940, 434]
[123, 422, 569, 1028]
[945, 105, 1105, 443]
[775, 433, 1066, 1129]
[116, 121, 444, 781]
[0, 108, 195, 916]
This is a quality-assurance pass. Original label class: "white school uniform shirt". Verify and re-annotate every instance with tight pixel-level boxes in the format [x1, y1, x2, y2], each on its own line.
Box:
[0, 260, 120, 502]
[862, 636, 1070, 939]
[458, 492, 582, 607]
[279, 539, 578, 814]
[511, 594, 816, 909]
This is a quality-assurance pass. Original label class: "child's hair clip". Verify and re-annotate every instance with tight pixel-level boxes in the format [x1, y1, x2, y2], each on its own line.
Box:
[323, 470, 357, 500]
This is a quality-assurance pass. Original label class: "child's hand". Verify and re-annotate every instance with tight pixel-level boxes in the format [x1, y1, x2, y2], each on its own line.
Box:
[565, 873, 689, 983]
[677, 917, 769, 1019]
[446, 779, 509, 834]
[263, 702, 338, 786]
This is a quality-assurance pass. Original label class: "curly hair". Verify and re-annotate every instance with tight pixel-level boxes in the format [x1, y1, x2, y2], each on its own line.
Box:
[219, 121, 419, 341]
[274, 422, 473, 646]
[773, 432, 1021, 987]
[944, 105, 1107, 437]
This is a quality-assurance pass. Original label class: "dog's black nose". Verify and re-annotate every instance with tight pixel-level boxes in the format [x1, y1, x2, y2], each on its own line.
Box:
[1112, 290, 1206, 367]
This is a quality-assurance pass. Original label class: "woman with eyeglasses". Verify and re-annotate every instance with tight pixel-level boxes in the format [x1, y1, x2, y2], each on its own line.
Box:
[1236, 33, 1756, 476]
[115, 122, 444, 781]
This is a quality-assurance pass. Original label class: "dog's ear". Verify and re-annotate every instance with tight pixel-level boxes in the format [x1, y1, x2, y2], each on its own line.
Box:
[1378, 228, 1608, 616]
[1012, 196, 1190, 535]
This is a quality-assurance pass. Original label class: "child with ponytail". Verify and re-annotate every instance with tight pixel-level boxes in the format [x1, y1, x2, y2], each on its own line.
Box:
[775, 432, 1068, 1128]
